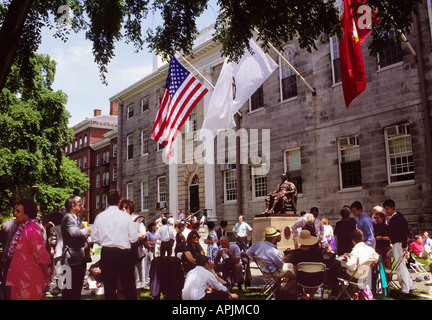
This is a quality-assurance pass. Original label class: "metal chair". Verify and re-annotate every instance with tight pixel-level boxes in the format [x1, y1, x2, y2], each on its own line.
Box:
[384, 250, 407, 294]
[336, 258, 375, 300]
[252, 256, 282, 300]
[296, 262, 327, 300]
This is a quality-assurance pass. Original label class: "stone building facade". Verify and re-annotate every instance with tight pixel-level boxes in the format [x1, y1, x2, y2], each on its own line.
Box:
[110, 3, 432, 231]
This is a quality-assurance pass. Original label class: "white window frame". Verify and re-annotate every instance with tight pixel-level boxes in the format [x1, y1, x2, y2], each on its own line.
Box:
[337, 134, 362, 190]
[252, 171, 267, 200]
[83, 156, 87, 169]
[96, 174, 100, 188]
[141, 180, 149, 211]
[224, 170, 237, 203]
[112, 165, 117, 182]
[157, 176, 167, 203]
[330, 35, 341, 85]
[384, 123, 415, 185]
[127, 104, 134, 118]
[127, 134, 134, 160]
[186, 108, 197, 133]
[283, 147, 302, 194]
[96, 194, 100, 209]
[279, 45, 297, 102]
[113, 143, 117, 158]
[141, 96, 149, 112]
[249, 85, 264, 112]
[127, 182, 134, 200]
[141, 128, 149, 155]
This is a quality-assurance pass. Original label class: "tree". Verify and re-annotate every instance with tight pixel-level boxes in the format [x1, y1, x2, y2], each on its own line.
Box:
[0, 53, 88, 219]
[0, 0, 423, 93]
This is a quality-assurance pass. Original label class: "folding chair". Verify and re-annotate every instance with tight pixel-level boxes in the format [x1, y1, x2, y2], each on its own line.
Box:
[336, 258, 375, 300]
[252, 256, 282, 300]
[296, 262, 327, 300]
[384, 250, 407, 293]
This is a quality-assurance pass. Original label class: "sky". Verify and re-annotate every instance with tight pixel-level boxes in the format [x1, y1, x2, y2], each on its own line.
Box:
[36, 3, 220, 127]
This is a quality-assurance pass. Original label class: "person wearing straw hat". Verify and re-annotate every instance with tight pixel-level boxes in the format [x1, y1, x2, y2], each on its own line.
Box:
[289, 230, 323, 299]
[246, 226, 295, 292]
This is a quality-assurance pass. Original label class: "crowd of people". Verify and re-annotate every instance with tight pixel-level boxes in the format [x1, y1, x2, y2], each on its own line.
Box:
[0, 193, 430, 300]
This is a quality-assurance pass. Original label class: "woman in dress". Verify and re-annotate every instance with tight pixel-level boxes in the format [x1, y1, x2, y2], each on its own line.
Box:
[206, 221, 218, 262]
[6, 199, 52, 300]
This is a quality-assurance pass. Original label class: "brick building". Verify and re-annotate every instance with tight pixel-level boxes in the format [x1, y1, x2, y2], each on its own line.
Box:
[110, 2, 432, 231]
[66, 104, 118, 222]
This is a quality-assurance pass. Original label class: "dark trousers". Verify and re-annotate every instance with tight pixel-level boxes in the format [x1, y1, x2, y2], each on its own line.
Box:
[160, 240, 174, 257]
[62, 263, 86, 300]
[236, 237, 248, 252]
[101, 247, 136, 300]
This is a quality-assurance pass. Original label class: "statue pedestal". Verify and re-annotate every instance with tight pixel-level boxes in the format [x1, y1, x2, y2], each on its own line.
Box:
[252, 214, 299, 254]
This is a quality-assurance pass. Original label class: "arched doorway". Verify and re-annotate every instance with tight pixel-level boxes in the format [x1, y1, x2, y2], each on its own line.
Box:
[189, 175, 199, 213]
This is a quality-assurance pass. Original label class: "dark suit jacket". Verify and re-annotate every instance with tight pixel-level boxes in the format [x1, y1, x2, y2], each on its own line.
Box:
[388, 211, 410, 248]
[61, 212, 90, 266]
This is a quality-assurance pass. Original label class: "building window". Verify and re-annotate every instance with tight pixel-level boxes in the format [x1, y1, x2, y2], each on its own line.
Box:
[337, 135, 362, 189]
[96, 174, 100, 188]
[127, 104, 134, 118]
[82, 196, 86, 210]
[113, 143, 117, 158]
[78, 157, 82, 169]
[83, 156, 87, 169]
[112, 165, 117, 181]
[284, 147, 302, 193]
[379, 30, 403, 68]
[102, 193, 107, 209]
[279, 46, 297, 101]
[97, 154, 101, 167]
[127, 134, 134, 160]
[141, 180, 149, 211]
[158, 176, 167, 203]
[385, 123, 414, 184]
[224, 170, 237, 202]
[249, 85, 264, 112]
[79, 137, 83, 149]
[141, 129, 149, 155]
[330, 35, 341, 84]
[127, 182, 133, 200]
[252, 173, 267, 199]
[96, 194, 100, 209]
[157, 143, 165, 151]
[84, 135, 88, 147]
[74, 140, 78, 151]
[186, 109, 197, 133]
[141, 96, 149, 112]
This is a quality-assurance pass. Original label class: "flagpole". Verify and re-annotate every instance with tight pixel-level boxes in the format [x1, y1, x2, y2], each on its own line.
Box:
[267, 41, 317, 96]
[252, 29, 316, 96]
[178, 54, 215, 89]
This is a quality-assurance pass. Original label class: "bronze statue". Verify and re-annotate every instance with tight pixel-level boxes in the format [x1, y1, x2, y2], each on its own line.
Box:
[263, 173, 297, 215]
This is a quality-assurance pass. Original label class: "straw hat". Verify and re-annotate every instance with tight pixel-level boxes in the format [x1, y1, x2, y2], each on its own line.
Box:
[263, 226, 281, 238]
[294, 230, 318, 246]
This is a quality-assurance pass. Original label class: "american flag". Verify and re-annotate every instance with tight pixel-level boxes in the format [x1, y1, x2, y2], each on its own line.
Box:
[151, 56, 208, 159]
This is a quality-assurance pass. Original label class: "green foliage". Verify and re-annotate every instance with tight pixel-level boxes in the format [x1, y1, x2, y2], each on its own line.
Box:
[0, 53, 88, 219]
[0, 0, 424, 89]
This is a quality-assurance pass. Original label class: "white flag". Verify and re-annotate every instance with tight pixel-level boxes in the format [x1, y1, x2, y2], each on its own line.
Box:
[201, 39, 278, 138]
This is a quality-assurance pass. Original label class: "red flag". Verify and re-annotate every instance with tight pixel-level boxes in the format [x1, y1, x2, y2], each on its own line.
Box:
[339, 0, 373, 108]
[151, 56, 208, 159]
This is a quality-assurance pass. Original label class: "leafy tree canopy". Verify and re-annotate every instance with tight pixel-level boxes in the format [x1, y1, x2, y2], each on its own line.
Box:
[0, 0, 423, 91]
[0, 53, 88, 219]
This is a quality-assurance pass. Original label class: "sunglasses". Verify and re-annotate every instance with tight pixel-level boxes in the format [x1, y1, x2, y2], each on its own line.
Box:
[192, 235, 200, 239]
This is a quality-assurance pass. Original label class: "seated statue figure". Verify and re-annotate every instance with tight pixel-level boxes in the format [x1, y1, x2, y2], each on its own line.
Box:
[263, 173, 297, 214]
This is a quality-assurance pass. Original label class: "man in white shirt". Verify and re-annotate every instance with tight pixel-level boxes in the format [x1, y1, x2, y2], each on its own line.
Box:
[344, 229, 379, 276]
[156, 218, 176, 257]
[232, 215, 253, 251]
[182, 255, 238, 300]
[91, 190, 139, 300]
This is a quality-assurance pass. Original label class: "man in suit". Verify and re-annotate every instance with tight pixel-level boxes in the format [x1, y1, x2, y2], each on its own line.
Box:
[61, 196, 92, 300]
